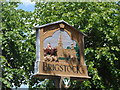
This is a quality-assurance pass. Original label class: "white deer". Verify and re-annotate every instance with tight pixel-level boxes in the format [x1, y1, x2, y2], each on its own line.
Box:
[62, 78, 71, 88]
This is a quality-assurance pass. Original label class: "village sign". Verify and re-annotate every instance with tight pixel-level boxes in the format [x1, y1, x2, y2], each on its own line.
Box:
[33, 20, 90, 88]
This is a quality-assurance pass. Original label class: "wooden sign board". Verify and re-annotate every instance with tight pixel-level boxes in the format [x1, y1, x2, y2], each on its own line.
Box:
[33, 20, 90, 81]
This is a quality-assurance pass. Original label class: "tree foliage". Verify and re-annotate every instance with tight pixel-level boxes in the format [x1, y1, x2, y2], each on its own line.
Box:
[1, 2, 36, 89]
[1, 1, 120, 90]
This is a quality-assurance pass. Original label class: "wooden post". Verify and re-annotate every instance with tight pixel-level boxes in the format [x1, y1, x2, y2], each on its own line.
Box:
[34, 29, 40, 74]
[53, 77, 63, 90]
[79, 36, 85, 65]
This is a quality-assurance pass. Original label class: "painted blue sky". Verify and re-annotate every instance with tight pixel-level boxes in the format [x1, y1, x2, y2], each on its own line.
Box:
[17, 0, 35, 11]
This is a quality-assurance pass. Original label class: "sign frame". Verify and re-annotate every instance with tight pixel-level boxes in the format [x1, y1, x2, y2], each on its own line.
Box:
[33, 20, 90, 88]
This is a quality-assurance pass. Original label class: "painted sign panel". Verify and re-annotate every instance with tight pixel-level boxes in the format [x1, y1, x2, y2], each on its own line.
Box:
[34, 20, 90, 79]
[44, 30, 78, 62]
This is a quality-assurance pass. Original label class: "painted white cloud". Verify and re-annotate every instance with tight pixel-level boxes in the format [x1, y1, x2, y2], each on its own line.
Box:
[44, 30, 76, 49]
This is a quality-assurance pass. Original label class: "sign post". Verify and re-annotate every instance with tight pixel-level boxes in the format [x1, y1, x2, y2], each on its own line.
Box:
[33, 20, 90, 89]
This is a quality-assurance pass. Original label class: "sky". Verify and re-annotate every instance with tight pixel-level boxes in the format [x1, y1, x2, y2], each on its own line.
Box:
[17, 0, 35, 11]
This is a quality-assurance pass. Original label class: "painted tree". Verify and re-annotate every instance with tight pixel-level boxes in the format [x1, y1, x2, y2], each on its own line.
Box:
[1, 1, 120, 89]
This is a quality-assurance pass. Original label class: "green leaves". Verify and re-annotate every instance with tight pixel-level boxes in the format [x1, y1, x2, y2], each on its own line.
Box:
[1, 2, 35, 89]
